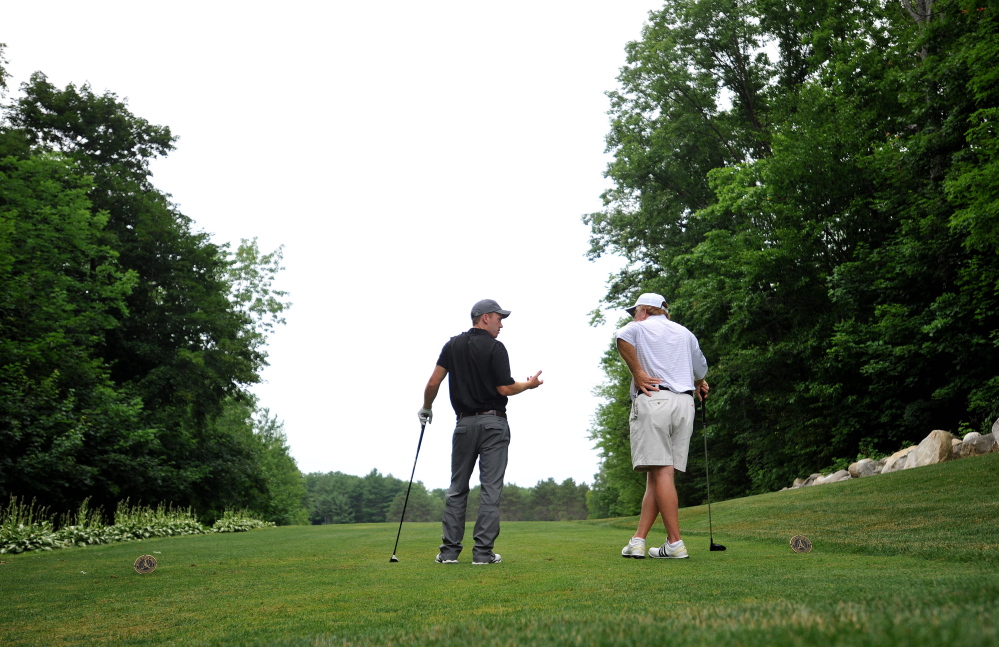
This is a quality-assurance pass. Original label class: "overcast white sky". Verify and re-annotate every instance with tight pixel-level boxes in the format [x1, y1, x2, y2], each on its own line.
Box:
[4, 1, 660, 490]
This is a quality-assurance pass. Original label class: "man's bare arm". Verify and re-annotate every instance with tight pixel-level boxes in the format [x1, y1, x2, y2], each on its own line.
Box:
[496, 371, 543, 397]
[423, 365, 448, 409]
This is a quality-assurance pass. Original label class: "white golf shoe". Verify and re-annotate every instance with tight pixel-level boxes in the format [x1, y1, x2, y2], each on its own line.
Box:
[472, 553, 502, 565]
[649, 539, 689, 559]
[621, 536, 646, 559]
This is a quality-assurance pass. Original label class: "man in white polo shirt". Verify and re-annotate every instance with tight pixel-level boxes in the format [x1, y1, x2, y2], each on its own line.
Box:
[616, 293, 708, 559]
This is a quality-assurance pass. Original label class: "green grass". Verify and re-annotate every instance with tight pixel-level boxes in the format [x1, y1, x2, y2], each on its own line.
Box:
[2, 454, 998, 646]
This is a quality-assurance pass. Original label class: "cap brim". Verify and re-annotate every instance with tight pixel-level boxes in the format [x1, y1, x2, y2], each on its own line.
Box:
[626, 306, 638, 316]
[497, 309, 511, 319]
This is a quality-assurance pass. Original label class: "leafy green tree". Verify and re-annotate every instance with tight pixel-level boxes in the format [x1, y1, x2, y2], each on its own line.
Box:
[1, 71, 292, 517]
[583, 0, 999, 500]
[304, 472, 362, 524]
[499, 484, 531, 521]
[252, 408, 308, 525]
[0, 151, 153, 513]
[386, 482, 442, 522]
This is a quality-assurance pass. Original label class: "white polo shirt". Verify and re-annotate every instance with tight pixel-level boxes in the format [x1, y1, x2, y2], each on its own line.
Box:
[616, 315, 708, 400]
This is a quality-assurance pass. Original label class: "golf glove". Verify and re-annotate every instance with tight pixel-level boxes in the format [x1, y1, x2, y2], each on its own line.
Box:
[417, 407, 433, 424]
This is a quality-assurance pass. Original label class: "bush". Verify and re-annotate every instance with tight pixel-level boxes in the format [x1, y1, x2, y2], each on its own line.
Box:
[0, 496, 273, 554]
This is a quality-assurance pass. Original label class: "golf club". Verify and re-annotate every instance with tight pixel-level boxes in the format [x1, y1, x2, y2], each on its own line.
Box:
[390, 422, 426, 562]
[702, 399, 726, 551]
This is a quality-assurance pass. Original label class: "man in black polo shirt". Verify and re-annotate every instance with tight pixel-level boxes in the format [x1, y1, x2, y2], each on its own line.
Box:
[418, 298, 543, 565]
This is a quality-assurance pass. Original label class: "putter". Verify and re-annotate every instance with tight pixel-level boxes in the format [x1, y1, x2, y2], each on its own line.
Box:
[390, 422, 426, 562]
[702, 400, 726, 551]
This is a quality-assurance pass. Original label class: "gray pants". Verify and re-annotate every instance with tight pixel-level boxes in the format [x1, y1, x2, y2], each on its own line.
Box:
[439, 414, 510, 561]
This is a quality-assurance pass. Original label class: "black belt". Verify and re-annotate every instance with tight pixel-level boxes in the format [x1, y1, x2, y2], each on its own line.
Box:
[644, 388, 694, 396]
[458, 410, 507, 419]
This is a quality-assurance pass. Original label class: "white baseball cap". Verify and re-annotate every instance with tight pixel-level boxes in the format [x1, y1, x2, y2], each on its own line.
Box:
[626, 293, 667, 316]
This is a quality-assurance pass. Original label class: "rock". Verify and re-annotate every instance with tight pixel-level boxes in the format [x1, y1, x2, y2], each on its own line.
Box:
[963, 431, 982, 443]
[958, 432, 997, 458]
[951, 442, 964, 460]
[993, 418, 999, 435]
[882, 446, 917, 473]
[907, 430, 955, 468]
[829, 469, 851, 483]
[803, 473, 822, 487]
[814, 469, 850, 485]
[849, 458, 881, 478]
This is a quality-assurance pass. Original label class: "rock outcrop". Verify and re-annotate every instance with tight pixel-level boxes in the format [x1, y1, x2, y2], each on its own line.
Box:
[784, 429, 997, 490]
[848, 458, 882, 478]
[908, 430, 954, 468]
[882, 446, 918, 474]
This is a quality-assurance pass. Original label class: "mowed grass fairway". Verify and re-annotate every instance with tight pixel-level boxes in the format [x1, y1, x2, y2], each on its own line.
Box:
[3, 455, 998, 646]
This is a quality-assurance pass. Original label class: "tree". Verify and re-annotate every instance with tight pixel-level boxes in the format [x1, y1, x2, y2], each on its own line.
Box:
[0, 151, 151, 513]
[1, 68, 292, 518]
[583, 0, 998, 500]
[386, 482, 442, 522]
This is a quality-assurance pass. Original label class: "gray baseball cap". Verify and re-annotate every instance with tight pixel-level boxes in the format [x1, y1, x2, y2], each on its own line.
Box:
[471, 298, 511, 319]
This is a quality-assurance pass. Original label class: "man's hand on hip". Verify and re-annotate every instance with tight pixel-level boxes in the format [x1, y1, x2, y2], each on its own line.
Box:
[635, 370, 661, 396]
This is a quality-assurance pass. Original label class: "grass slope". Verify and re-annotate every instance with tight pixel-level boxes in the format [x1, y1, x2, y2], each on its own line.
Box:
[2, 454, 997, 646]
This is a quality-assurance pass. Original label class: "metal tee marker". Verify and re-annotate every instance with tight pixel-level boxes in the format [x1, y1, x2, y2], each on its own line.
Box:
[790, 535, 813, 553]
[133, 555, 157, 574]
[390, 422, 427, 562]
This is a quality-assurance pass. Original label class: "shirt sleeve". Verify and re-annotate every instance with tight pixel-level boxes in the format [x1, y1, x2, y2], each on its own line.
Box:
[436, 339, 451, 371]
[616, 321, 638, 346]
[690, 334, 708, 381]
[491, 342, 516, 387]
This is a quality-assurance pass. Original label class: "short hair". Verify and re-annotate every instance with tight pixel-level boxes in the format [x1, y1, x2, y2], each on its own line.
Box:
[638, 305, 668, 317]
[472, 313, 483, 325]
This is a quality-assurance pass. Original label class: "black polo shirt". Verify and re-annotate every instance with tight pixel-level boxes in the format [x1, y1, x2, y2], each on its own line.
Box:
[436, 328, 516, 417]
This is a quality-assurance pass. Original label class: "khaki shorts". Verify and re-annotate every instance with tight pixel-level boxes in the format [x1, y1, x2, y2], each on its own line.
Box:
[629, 390, 695, 472]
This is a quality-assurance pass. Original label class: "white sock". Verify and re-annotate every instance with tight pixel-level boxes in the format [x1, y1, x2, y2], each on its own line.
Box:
[668, 539, 683, 548]
[631, 536, 645, 543]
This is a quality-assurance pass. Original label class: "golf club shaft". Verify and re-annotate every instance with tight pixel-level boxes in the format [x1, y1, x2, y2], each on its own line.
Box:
[391, 422, 426, 558]
[702, 400, 714, 541]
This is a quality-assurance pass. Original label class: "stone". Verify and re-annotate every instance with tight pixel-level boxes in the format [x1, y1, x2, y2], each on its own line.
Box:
[849, 458, 881, 478]
[814, 469, 850, 485]
[907, 430, 955, 468]
[882, 446, 917, 473]
[804, 473, 822, 487]
[963, 431, 982, 443]
[829, 469, 851, 483]
[951, 442, 964, 460]
[792, 477, 805, 488]
[958, 432, 997, 458]
[993, 418, 999, 435]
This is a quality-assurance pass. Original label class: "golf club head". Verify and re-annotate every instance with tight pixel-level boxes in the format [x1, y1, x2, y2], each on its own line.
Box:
[710, 542, 726, 551]
[389, 555, 399, 562]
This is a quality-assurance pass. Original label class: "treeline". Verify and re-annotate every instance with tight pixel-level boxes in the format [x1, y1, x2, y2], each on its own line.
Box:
[304, 470, 590, 524]
[0, 47, 306, 524]
[586, 0, 999, 516]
